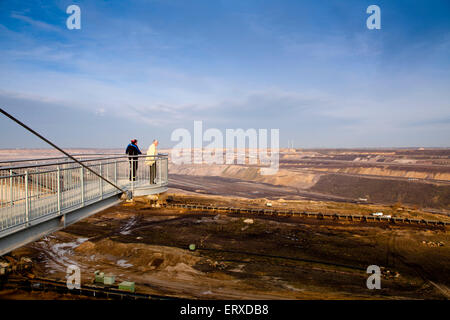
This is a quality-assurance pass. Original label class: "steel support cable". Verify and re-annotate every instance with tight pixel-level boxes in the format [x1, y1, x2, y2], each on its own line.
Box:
[0, 107, 129, 197]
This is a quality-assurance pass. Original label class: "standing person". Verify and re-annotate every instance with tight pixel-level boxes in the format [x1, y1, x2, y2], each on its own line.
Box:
[125, 139, 142, 181]
[145, 139, 158, 184]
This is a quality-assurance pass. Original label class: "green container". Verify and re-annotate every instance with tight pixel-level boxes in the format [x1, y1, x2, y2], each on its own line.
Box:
[94, 271, 104, 284]
[118, 281, 135, 293]
[103, 274, 115, 285]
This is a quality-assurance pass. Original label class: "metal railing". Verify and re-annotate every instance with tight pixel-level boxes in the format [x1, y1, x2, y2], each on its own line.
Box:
[0, 153, 124, 168]
[0, 154, 168, 234]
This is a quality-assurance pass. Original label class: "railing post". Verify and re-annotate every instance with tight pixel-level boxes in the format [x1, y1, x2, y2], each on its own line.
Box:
[131, 159, 134, 196]
[57, 166, 61, 215]
[99, 162, 103, 199]
[80, 166, 84, 206]
[159, 158, 162, 186]
[9, 169, 13, 206]
[25, 171, 29, 223]
[106, 163, 110, 192]
[114, 160, 117, 185]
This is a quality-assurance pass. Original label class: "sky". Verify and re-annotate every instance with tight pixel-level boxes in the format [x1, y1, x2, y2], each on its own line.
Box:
[0, 0, 449, 149]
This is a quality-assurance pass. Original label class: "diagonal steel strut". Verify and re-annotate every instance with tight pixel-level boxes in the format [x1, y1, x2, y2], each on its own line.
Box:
[0, 107, 129, 198]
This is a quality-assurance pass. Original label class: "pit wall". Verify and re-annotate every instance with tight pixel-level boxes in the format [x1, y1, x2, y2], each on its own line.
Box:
[168, 164, 320, 189]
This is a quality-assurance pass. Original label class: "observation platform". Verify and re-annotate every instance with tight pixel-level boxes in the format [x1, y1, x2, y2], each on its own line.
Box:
[0, 154, 168, 256]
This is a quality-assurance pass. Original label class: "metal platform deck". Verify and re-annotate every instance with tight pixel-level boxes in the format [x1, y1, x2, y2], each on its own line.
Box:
[0, 154, 168, 255]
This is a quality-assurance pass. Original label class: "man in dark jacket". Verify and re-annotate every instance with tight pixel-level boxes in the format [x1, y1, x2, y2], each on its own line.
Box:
[126, 139, 142, 181]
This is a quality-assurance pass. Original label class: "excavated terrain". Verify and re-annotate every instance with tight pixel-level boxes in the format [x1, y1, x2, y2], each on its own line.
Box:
[168, 148, 450, 213]
[1, 194, 449, 300]
[0, 148, 449, 299]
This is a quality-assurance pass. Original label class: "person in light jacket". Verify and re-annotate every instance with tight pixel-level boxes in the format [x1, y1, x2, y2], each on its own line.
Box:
[145, 139, 158, 184]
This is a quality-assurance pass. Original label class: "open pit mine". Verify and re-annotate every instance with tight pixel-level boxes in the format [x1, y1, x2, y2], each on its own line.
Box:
[0, 148, 449, 300]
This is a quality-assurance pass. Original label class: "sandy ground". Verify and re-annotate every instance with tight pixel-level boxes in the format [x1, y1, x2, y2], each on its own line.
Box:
[2, 194, 449, 300]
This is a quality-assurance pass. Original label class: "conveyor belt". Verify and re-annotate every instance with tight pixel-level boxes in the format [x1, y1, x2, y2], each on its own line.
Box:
[5, 276, 180, 300]
[162, 203, 449, 227]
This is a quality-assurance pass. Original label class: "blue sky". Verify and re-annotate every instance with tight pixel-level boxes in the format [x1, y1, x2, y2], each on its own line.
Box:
[0, 0, 449, 149]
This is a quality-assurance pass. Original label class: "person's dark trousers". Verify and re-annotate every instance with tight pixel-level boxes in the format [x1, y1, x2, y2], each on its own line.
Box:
[129, 158, 138, 181]
[149, 163, 156, 184]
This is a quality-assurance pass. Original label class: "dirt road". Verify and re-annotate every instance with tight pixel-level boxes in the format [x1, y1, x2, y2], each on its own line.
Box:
[169, 174, 356, 202]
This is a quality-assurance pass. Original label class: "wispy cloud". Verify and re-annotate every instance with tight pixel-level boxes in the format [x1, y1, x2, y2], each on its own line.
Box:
[10, 13, 62, 32]
[0, 0, 449, 147]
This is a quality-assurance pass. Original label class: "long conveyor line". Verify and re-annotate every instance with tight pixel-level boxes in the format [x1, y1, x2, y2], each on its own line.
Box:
[161, 203, 450, 227]
[4, 276, 181, 300]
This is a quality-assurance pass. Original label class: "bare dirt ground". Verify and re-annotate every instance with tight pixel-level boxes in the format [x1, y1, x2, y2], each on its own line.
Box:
[168, 148, 450, 214]
[1, 193, 449, 300]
